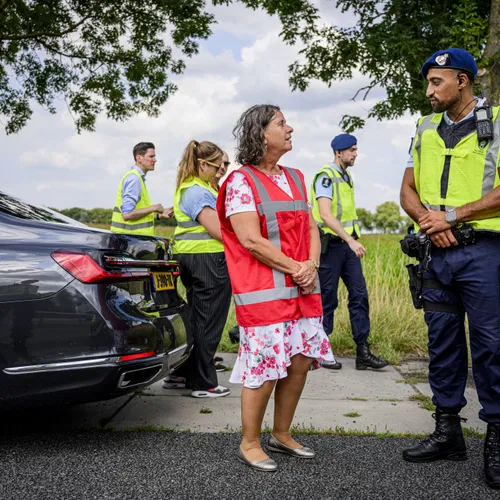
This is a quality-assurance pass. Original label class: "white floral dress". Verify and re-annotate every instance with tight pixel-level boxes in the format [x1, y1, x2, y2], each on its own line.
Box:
[225, 170, 336, 389]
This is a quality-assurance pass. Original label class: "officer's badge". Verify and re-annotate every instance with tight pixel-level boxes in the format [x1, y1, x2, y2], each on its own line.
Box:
[478, 139, 489, 149]
[322, 177, 332, 188]
[435, 53, 449, 66]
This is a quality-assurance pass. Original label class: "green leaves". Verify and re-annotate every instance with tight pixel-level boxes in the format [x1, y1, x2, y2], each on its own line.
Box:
[374, 201, 402, 234]
[289, 0, 492, 131]
[0, 0, 218, 134]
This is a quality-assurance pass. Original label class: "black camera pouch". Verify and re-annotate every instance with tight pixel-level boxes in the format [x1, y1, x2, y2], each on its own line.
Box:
[319, 227, 331, 254]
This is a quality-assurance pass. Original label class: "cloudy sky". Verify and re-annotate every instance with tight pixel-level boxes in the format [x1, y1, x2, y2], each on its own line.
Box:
[1, 0, 418, 213]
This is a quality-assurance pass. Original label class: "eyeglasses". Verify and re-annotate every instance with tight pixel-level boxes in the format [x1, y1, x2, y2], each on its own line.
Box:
[199, 159, 230, 169]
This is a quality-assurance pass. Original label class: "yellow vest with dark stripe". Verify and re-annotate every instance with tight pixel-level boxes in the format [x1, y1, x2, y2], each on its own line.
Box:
[310, 164, 360, 237]
[173, 177, 223, 254]
[111, 169, 155, 236]
[412, 107, 500, 232]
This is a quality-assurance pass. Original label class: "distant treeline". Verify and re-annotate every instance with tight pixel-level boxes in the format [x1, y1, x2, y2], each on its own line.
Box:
[357, 202, 411, 234]
[58, 201, 410, 233]
[58, 207, 177, 226]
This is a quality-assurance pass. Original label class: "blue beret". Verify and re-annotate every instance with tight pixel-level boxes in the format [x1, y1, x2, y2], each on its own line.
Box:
[331, 134, 357, 151]
[421, 48, 478, 79]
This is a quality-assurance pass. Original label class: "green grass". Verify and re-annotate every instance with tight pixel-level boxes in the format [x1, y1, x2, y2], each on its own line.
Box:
[343, 411, 362, 418]
[397, 371, 429, 385]
[409, 394, 436, 412]
[87, 423, 486, 439]
[200, 407, 213, 414]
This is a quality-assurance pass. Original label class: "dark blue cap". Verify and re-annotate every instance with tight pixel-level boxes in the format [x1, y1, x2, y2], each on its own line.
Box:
[331, 133, 357, 151]
[421, 48, 478, 79]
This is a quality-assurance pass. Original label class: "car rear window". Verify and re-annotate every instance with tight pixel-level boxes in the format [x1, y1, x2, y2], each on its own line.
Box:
[0, 191, 81, 225]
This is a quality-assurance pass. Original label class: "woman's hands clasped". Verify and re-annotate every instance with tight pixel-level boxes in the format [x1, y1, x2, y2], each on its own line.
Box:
[291, 260, 317, 294]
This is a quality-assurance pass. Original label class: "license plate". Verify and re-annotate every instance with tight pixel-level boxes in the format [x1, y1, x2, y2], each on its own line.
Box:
[152, 272, 174, 291]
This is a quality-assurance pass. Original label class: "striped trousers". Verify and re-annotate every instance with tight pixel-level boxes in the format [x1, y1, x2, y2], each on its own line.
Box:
[175, 252, 232, 391]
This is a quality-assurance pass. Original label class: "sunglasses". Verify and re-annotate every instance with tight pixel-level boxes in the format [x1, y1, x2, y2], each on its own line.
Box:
[201, 160, 231, 169]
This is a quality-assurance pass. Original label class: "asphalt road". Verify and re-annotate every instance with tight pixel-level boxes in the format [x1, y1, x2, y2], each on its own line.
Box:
[0, 431, 497, 500]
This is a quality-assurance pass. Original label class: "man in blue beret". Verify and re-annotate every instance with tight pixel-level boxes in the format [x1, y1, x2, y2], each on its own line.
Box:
[401, 47, 500, 489]
[310, 134, 388, 371]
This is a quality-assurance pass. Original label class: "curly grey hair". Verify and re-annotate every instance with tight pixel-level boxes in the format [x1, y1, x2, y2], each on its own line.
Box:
[233, 104, 280, 165]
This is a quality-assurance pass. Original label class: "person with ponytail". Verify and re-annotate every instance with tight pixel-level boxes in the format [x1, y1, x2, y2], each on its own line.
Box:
[163, 140, 232, 398]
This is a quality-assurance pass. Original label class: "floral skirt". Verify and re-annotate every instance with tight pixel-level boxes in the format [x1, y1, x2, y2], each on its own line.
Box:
[229, 316, 335, 389]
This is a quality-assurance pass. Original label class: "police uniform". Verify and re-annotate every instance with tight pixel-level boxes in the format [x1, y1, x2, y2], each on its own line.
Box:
[311, 134, 388, 370]
[402, 48, 500, 489]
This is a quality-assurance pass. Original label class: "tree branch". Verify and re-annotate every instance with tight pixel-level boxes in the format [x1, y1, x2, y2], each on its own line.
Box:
[350, 80, 379, 101]
[0, 14, 92, 41]
[35, 37, 91, 60]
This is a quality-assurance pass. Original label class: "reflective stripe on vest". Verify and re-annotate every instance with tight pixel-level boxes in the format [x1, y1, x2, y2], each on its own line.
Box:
[177, 220, 202, 228]
[110, 220, 154, 231]
[232, 166, 311, 305]
[483, 115, 500, 196]
[175, 233, 214, 240]
[414, 115, 439, 167]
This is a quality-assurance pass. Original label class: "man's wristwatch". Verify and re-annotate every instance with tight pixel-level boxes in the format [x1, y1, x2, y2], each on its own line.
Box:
[445, 209, 458, 227]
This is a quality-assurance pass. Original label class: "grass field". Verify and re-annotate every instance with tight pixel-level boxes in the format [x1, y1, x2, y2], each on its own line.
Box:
[91, 224, 427, 364]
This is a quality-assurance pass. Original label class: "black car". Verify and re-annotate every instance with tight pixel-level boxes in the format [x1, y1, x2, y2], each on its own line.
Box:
[0, 192, 190, 408]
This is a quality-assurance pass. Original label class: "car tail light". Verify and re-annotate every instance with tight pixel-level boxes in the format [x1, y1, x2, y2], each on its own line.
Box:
[120, 351, 156, 362]
[51, 251, 149, 284]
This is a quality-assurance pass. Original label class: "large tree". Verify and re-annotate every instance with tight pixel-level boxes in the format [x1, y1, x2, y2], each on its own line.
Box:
[1, 1, 497, 134]
[374, 201, 402, 233]
[0, 0, 317, 134]
[290, 0, 496, 131]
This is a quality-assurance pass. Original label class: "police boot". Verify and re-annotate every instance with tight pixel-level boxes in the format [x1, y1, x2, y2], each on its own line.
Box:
[355, 342, 389, 370]
[402, 409, 468, 463]
[484, 423, 500, 489]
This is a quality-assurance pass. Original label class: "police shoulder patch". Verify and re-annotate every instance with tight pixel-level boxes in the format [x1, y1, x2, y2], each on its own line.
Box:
[321, 177, 332, 188]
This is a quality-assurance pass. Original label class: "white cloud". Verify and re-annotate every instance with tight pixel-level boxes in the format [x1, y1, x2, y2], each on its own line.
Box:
[20, 149, 75, 170]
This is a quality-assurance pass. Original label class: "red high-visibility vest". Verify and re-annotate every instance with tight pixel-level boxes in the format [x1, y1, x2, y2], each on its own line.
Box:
[217, 164, 323, 327]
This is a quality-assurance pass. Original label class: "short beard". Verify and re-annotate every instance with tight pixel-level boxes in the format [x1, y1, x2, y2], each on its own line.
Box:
[431, 99, 446, 113]
[339, 157, 354, 169]
[431, 94, 460, 113]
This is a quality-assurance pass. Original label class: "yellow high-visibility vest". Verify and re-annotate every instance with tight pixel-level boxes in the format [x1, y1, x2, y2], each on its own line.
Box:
[412, 107, 500, 232]
[173, 177, 224, 254]
[310, 164, 360, 237]
[111, 169, 155, 236]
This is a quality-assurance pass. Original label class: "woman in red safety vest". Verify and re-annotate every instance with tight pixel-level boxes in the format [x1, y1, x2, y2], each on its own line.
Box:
[217, 104, 336, 472]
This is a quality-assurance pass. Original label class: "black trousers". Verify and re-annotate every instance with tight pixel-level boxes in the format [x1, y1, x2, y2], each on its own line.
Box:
[318, 239, 370, 344]
[175, 252, 232, 391]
